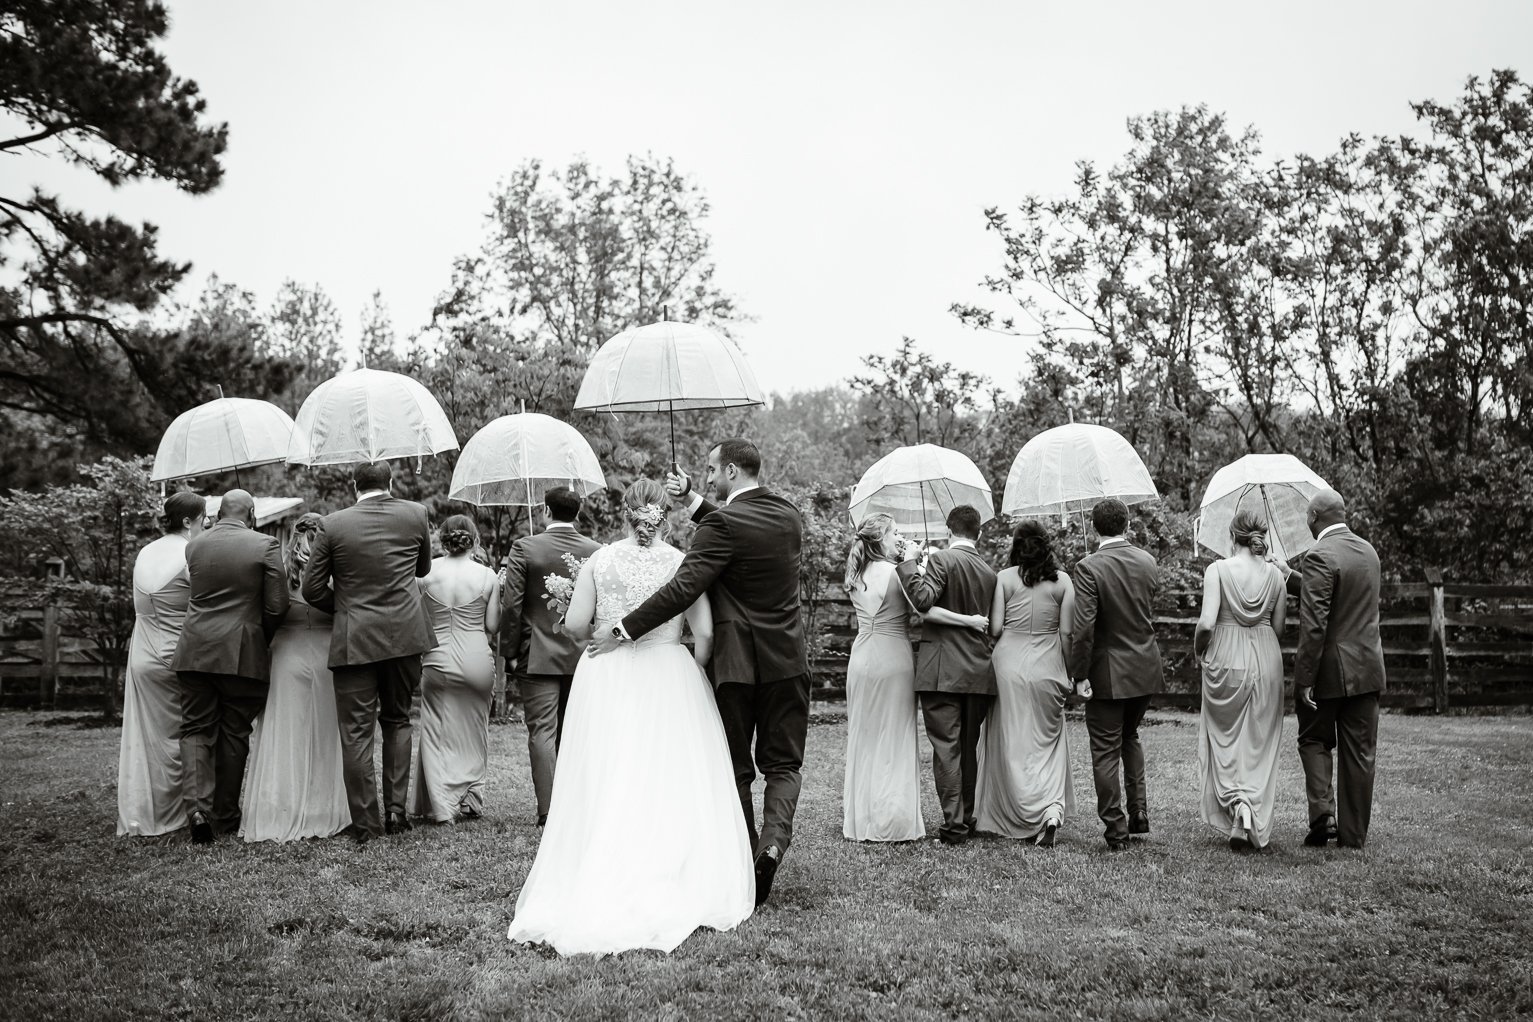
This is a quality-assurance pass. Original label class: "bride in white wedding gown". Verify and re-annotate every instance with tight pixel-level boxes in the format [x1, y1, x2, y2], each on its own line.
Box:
[507, 480, 754, 955]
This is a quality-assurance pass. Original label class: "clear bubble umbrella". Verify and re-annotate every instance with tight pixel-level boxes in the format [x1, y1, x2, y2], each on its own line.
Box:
[449, 412, 606, 508]
[1196, 454, 1330, 563]
[849, 443, 994, 541]
[287, 368, 458, 467]
[573, 320, 765, 467]
[151, 389, 295, 483]
[1001, 423, 1159, 520]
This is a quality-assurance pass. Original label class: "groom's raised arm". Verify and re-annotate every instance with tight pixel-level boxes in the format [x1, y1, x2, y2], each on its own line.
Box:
[621, 516, 733, 641]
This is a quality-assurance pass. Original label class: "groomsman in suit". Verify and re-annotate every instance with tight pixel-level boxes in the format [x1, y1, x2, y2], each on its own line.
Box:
[500, 486, 601, 826]
[171, 489, 289, 844]
[302, 461, 436, 841]
[589, 438, 810, 906]
[1069, 498, 1165, 851]
[1281, 488, 1386, 849]
[900, 505, 998, 846]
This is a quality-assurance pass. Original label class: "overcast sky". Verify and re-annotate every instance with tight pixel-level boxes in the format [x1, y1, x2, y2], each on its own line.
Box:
[8, 0, 1530, 395]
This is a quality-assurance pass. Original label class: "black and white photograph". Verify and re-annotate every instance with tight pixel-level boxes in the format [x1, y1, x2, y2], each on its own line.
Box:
[1, 1, 1530, 1018]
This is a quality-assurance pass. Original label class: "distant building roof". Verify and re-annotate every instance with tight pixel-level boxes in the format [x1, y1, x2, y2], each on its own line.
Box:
[202, 496, 304, 528]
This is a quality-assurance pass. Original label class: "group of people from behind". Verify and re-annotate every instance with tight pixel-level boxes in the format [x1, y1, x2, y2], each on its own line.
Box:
[117, 462, 502, 846]
[841, 489, 1386, 854]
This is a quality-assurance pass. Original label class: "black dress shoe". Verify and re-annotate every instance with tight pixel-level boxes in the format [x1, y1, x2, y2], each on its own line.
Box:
[1036, 821, 1058, 848]
[385, 812, 412, 835]
[1106, 838, 1131, 852]
[189, 811, 214, 845]
[536, 814, 548, 828]
[754, 846, 781, 906]
[340, 824, 373, 846]
[1304, 814, 1338, 847]
[1129, 812, 1150, 835]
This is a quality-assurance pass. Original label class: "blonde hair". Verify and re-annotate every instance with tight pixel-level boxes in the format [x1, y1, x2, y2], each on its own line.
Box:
[844, 514, 895, 592]
[622, 479, 669, 548]
[1230, 509, 1270, 557]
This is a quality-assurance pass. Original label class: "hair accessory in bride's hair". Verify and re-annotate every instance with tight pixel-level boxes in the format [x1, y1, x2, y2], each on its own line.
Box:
[628, 503, 667, 528]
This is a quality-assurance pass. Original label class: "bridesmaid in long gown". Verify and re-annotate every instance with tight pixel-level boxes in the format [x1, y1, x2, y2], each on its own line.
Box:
[411, 515, 500, 823]
[1194, 509, 1287, 851]
[117, 492, 206, 837]
[975, 520, 1077, 846]
[242, 513, 349, 842]
[841, 514, 925, 842]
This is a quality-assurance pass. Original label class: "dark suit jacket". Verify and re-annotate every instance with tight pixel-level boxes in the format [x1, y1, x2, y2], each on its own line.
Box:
[501, 525, 602, 676]
[1289, 526, 1387, 699]
[1068, 540, 1165, 700]
[171, 520, 289, 681]
[622, 488, 809, 686]
[301, 495, 436, 668]
[899, 544, 997, 695]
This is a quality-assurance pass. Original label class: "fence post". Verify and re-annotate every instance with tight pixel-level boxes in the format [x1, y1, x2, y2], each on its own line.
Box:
[1425, 568, 1448, 714]
[41, 604, 60, 709]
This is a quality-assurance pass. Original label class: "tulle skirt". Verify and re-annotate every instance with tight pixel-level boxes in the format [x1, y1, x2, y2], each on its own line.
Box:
[508, 640, 755, 955]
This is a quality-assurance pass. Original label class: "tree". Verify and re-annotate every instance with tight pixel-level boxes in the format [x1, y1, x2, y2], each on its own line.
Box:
[849, 338, 996, 452]
[0, 0, 228, 451]
[0, 455, 160, 715]
[262, 281, 346, 413]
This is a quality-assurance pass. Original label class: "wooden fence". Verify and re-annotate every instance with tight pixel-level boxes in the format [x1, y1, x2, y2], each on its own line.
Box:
[0, 607, 109, 709]
[805, 579, 1533, 712]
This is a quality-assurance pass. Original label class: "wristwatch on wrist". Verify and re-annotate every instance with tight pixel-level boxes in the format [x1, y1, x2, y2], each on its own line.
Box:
[609, 625, 625, 641]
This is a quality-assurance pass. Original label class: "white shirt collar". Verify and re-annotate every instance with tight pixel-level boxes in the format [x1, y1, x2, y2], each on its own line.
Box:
[1317, 522, 1348, 541]
[545, 522, 575, 532]
[725, 484, 760, 506]
[949, 538, 977, 550]
[356, 490, 387, 504]
[1097, 535, 1129, 548]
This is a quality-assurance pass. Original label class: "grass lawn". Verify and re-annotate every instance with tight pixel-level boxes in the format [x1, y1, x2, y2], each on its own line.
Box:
[1, 706, 1530, 1021]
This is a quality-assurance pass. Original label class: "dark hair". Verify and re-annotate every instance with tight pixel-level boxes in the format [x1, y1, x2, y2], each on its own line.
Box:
[622, 479, 669, 547]
[288, 512, 324, 589]
[844, 513, 895, 593]
[1008, 520, 1060, 587]
[544, 486, 582, 523]
[354, 461, 392, 491]
[946, 504, 982, 540]
[440, 514, 479, 556]
[1230, 509, 1270, 558]
[711, 438, 762, 478]
[1092, 498, 1129, 537]
[161, 491, 206, 533]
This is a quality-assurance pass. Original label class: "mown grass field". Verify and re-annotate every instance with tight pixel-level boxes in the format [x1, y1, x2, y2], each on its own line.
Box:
[1, 707, 1530, 1021]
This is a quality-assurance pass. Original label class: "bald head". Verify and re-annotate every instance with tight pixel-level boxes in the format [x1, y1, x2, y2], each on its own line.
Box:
[1307, 488, 1346, 537]
[219, 489, 256, 526]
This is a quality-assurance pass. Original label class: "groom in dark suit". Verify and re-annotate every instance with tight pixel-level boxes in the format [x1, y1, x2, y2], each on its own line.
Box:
[1283, 488, 1386, 849]
[302, 461, 436, 840]
[588, 438, 809, 906]
[1069, 498, 1165, 851]
[899, 505, 997, 846]
[500, 485, 602, 826]
[171, 489, 289, 843]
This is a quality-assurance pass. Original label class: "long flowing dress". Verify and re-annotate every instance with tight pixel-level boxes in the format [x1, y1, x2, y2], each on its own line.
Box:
[1198, 560, 1285, 848]
[975, 569, 1076, 839]
[117, 536, 191, 836]
[508, 540, 754, 956]
[411, 567, 497, 822]
[842, 560, 924, 841]
[241, 596, 349, 842]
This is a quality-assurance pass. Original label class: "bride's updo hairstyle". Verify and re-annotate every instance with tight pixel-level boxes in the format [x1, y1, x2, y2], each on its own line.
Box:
[623, 479, 669, 548]
[1230, 509, 1270, 557]
[844, 513, 895, 593]
[288, 512, 324, 590]
[440, 514, 480, 556]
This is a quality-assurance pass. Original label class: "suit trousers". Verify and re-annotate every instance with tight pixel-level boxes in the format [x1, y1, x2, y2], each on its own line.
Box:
[714, 674, 811, 857]
[520, 673, 573, 817]
[332, 655, 422, 835]
[1084, 695, 1152, 843]
[177, 671, 268, 832]
[1297, 691, 1379, 847]
[918, 691, 992, 842]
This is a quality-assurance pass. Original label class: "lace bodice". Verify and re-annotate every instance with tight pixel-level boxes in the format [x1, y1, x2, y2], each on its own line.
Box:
[590, 540, 686, 646]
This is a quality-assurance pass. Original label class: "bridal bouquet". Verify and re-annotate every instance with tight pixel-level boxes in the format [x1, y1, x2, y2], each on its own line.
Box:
[542, 552, 589, 618]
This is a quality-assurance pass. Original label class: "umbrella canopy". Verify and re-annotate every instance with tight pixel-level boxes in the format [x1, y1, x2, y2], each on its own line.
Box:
[1196, 454, 1330, 563]
[1002, 423, 1159, 518]
[151, 396, 295, 482]
[449, 413, 606, 507]
[287, 368, 458, 466]
[574, 321, 766, 413]
[849, 444, 995, 540]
